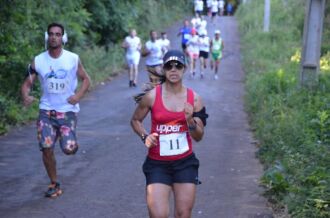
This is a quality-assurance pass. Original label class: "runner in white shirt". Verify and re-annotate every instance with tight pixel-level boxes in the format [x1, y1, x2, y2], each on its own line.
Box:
[186, 29, 200, 78]
[198, 30, 210, 79]
[159, 32, 171, 58]
[21, 23, 91, 198]
[218, 0, 225, 16]
[143, 30, 164, 86]
[194, 0, 204, 16]
[206, 0, 212, 16]
[197, 15, 207, 35]
[122, 29, 141, 87]
[211, 0, 219, 23]
[191, 14, 202, 31]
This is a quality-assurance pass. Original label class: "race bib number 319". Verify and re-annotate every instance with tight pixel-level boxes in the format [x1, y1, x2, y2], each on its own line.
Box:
[159, 133, 189, 156]
[47, 78, 68, 94]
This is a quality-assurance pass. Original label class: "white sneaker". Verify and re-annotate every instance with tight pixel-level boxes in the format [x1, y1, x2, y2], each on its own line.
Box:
[214, 74, 219, 80]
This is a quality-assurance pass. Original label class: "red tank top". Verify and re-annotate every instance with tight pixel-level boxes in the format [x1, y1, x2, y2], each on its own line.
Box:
[149, 85, 194, 161]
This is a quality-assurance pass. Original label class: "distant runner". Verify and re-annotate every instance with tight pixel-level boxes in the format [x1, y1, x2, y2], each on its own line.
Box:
[122, 29, 142, 87]
[143, 30, 164, 86]
[211, 0, 219, 23]
[191, 14, 201, 31]
[210, 29, 224, 80]
[186, 28, 200, 78]
[194, 0, 204, 16]
[177, 20, 192, 56]
[159, 32, 171, 58]
[206, 0, 212, 16]
[197, 15, 207, 35]
[218, 0, 225, 16]
[198, 29, 210, 79]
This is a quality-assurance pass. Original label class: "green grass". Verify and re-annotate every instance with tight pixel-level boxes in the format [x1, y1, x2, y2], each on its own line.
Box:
[237, 0, 330, 217]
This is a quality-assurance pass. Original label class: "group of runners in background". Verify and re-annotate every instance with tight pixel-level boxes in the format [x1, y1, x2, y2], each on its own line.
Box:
[178, 16, 224, 80]
[122, 29, 170, 88]
[195, 0, 234, 18]
[122, 1, 226, 87]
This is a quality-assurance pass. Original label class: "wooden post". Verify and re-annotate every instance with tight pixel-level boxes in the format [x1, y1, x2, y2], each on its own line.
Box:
[300, 0, 326, 89]
[263, 0, 270, 32]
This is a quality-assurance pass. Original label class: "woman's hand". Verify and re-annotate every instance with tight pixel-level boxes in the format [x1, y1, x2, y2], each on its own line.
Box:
[145, 133, 159, 148]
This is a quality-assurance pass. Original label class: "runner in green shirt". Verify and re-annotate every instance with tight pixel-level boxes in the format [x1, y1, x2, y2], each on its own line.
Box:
[210, 30, 224, 80]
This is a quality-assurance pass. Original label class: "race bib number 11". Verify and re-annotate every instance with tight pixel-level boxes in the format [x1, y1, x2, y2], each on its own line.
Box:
[159, 132, 189, 156]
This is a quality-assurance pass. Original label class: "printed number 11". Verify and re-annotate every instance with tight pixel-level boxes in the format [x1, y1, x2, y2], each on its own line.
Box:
[170, 139, 180, 150]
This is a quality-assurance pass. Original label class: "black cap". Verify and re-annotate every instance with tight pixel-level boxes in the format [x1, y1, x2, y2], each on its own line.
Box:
[163, 50, 186, 65]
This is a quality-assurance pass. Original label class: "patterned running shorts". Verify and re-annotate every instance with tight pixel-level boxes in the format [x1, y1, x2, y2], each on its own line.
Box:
[37, 109, 78, 154]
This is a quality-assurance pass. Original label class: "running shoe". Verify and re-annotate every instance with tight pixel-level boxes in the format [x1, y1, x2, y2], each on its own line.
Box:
[214, 74, 219, 80]
[45, 182, 62, 198]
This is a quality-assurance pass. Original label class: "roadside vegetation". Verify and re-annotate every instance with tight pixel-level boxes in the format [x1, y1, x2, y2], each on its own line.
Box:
[0, 0, 192, 134]
[236, 0, 330, 217]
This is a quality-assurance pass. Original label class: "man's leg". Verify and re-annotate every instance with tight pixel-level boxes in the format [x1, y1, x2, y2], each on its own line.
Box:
[199, 57, 204, 78]
[42, 148, 57, 183]
[133, 64, 139, 85]
[129, 64, 134, 87]
[214, 59, 220, 80]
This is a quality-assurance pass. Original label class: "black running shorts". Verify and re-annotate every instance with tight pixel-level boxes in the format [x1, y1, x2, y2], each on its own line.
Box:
[142, 153, 200, 186]
[199, 51, 209, 59]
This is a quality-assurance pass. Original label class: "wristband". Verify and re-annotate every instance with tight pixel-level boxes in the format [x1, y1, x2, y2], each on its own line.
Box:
[140, 133, 148, 143]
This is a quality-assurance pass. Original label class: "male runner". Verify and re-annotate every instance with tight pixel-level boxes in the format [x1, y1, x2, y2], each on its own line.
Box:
[143, 30, 164, 86]
[198, 30, 210, 79]
[177, 20, 192, 55]
[122, 29, 142, 87]
[21, 23, 91, 198]
[210, 30, 224, 80]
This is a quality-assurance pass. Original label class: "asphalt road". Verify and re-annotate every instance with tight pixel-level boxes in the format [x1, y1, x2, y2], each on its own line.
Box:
[0, 16, 273, 218]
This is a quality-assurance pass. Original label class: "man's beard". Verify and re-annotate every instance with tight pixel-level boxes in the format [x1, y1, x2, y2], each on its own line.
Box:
[48, 42, 61, 49]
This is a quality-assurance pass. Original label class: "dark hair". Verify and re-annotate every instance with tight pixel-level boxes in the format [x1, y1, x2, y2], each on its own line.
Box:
[161, 32, 166, 35]
[47, 23, 64, 35]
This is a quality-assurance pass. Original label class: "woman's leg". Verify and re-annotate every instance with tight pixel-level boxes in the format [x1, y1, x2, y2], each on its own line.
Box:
[146, 183, 172, 218]
[173, 183, 196, 218]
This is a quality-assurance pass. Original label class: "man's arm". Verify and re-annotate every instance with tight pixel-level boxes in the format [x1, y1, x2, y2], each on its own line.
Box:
[177, 29, 182, 37]
[209, 39, 213, 52]
[121, 38, 128, 49]
[67, 59, 91, 105]
[141, 43, 150, 57]
[21, 61, 37, 107]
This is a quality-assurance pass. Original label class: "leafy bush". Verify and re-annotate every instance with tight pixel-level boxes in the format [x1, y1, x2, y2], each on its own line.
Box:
[237, 0, 330, 217]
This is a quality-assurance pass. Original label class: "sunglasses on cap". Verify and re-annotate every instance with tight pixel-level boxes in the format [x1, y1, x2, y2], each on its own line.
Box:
[163, 61, 184, 71]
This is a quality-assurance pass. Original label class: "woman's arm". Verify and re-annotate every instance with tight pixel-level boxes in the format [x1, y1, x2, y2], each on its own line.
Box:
[184, 93, 206, 142]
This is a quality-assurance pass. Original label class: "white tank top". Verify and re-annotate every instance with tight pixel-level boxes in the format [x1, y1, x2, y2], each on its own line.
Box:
[145, 40, 163, 66]
[187, 35, 200, 54]
[35, 49, 80, 112]
[199, 36, 210, 52]
[125, 36, 141, 56]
